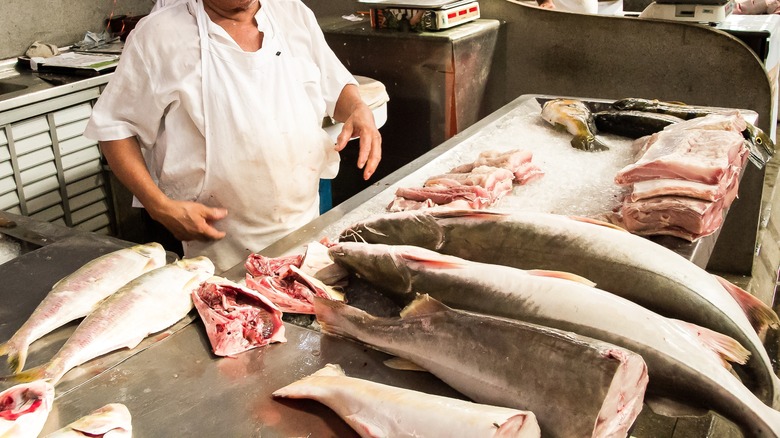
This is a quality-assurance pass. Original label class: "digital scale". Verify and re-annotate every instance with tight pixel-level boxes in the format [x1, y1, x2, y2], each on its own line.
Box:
[639, 0, 734, 24]
[360, 0, 481, 31]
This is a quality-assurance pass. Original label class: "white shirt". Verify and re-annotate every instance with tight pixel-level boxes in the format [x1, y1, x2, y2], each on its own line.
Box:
[84, 0, 356, 203]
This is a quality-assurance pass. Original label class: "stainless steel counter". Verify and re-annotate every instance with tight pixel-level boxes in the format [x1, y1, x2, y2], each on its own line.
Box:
[0, 94, 760, 437]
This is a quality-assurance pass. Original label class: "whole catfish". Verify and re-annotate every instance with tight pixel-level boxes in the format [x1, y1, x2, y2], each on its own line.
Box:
[328, 242, 780, 437]
[8, 257, 215, 385]
[0, 242, 168, 374]
[274, 363, 542, 438]
[338, 209, 780, 407]
[314, 295, 648, 438]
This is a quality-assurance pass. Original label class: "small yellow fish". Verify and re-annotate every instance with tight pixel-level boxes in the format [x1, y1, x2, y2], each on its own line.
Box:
[541, 98, 609, 151]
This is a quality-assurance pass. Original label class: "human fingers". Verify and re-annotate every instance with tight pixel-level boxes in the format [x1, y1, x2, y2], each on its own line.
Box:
[359, 130, 382, 180]
[335, 122, 354, 152]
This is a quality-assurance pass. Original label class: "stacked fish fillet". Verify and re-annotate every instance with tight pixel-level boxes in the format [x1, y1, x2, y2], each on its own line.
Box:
[243, 241, 348, 314]
[387, 149, 544, 211]
[613, 112, 750, 241]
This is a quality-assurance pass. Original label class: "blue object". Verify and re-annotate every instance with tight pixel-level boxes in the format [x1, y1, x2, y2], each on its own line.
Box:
[319, 179, 333, 214]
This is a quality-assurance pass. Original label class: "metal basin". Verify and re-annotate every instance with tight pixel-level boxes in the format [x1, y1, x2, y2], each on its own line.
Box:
[0, 81, 27, 95]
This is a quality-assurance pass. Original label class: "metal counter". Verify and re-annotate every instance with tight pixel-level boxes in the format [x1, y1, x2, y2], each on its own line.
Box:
[0, 94, 760, 437]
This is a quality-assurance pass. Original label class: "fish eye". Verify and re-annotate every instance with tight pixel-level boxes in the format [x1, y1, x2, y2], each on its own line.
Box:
[757, 138, 763, 144]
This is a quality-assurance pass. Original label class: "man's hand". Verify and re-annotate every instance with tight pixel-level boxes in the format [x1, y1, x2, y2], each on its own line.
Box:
[148, 198, 228, 242]
[333, 84, 383, 181]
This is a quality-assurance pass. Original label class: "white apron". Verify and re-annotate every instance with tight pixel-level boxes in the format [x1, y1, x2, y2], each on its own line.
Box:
[186, 0, 339, 271]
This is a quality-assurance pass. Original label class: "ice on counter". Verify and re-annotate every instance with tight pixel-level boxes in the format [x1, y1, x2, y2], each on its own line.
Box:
[321, 98, 636, 239]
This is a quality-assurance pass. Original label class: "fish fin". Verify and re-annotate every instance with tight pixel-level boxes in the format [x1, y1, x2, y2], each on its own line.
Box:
[645, 396, 709, 418]
[568, 216, 630, 233]
[571, 134, 610, 152]
[383, 357, 428, 372]
[272, 364, 346, 398]
[672, 319, 750, 366]
[0, 363, 48, 384]
[344, 415, 386, 438]
[494, 413, 540, 438]
[527, 270, 597, 287]
[399, 295, 450, 318]
[429, 209, 508, 219]
[714, 275, 780, 332]
[313, 297, 374, 339]
[399, 251, 465, 269]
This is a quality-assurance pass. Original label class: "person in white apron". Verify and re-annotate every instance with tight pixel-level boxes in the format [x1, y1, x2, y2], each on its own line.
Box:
[84, 0, 382, 272]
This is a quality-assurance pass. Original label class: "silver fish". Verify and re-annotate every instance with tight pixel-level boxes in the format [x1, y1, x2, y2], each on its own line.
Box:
[0, 242, 168, 374]
[328, 242, 780, 437]
[541, 98, 609, 151]
[338, 209, 780, 407]
[274, 363, 542, 438]
[44, 403, 132, 438]
[315, 294, 648, 438]
[10, 257, 214, 385]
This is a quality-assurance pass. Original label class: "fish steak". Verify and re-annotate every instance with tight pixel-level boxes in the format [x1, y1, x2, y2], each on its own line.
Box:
[44, 403, 132, 438]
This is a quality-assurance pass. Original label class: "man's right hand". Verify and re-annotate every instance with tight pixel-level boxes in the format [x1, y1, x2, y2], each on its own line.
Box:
[148, 199, 228, 242]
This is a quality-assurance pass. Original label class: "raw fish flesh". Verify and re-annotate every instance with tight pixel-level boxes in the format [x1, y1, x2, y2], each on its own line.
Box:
[192, 276, 286, 357]
[0, 380, 54, 438]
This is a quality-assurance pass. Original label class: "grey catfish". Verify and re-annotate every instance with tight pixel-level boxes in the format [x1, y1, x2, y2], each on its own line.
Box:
[338, 209, 780, 407]
[315, 294, 648, 438]
[328, 242, 780, 437]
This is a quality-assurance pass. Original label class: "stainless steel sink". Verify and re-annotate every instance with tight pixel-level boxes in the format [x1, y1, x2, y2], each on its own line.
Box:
[0, 73, 55, 101]
[0, 81, 27, 95]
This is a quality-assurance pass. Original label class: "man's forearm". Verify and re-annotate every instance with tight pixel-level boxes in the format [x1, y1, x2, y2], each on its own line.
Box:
[333, 83, 367, 123]
[99, 137, 169, 213]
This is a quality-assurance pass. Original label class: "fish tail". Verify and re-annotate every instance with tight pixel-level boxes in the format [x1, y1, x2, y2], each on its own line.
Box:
[0, 363, 48, 384]
[0, 342, 27, 374]
[272, 364, 345, 398]
[571, 134, 609, 152]
[672, 319, 751, 366]
[313, 297, 374, 340]
[714, 275, 780, 332]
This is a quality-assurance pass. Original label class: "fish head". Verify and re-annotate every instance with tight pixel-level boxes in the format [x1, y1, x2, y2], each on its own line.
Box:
[744, 122, 776, 159]
[328, 242, 416, 297]
[176, 256, 216, 278]
[339, 210, 445, 250]
[133, 242, 168, 270]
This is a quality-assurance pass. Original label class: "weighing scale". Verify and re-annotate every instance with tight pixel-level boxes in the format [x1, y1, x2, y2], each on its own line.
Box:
[360, 0, 481, 30]
[639, 0, 734, 24]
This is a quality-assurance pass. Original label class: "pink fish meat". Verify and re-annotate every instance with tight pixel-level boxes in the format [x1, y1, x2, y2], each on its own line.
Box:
[615, 128, 747, 185]
[0, 380, 54, 438]
[192, 276, 286, 357]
